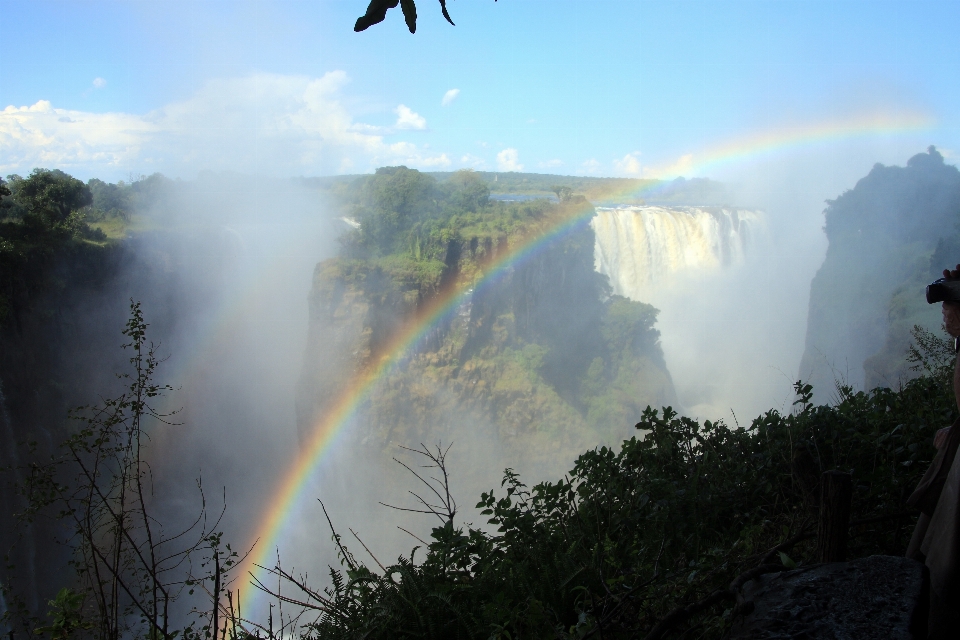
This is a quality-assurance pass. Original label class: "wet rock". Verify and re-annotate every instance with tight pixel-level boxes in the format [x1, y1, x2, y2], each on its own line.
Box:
[729, 555, 926, 639]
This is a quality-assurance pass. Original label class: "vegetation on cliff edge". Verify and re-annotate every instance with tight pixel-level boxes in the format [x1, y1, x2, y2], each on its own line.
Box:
[301, 167, 676, 466]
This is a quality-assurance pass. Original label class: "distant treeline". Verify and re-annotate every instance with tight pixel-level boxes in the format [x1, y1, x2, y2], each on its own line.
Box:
[301, 170, 732, 206]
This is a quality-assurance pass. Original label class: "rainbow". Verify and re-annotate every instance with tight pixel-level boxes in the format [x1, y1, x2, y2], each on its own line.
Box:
[233, 110, 934, 614]
[234, 198, 603, 610]
[616, 110, 934, 192]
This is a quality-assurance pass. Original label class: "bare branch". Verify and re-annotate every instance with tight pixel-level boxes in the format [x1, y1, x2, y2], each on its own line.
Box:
[349, 528, 387, 573]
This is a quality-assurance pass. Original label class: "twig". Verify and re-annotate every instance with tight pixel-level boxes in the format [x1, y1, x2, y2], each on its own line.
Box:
[397, 526, 429, 546]
[318, 500, 355, 570]
[349, 528, 386, 573]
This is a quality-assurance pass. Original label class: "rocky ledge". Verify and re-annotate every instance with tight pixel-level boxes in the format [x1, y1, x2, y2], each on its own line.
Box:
[730, 555, 927, 639]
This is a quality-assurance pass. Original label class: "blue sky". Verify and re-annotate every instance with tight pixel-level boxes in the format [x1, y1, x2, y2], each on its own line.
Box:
[1, 0, 958, 182]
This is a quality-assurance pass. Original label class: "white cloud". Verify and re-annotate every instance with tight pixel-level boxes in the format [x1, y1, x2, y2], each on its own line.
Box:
[441, 89, 460, 107]
[348, 122, 391, 134]
[459, 154, 486, 168]
[419, 153, 451, 168]
[1, 100, 157, 175]
[92, 77, 107, 89]
[0, 73, 449, 178]
[394, 104, 426, 130]
[642, 153, 694, 179]
[613, 152, 642, 177]
[496, 148, 523, 172]
[580, 159, 601, 174]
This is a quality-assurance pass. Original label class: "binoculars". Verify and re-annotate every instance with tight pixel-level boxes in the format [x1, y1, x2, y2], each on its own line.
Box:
[926, 278, 960, 304]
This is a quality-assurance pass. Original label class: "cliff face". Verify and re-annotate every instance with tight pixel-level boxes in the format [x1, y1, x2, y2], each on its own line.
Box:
[0, 230, 245, 613]
[0, 238, 139, 610]
[799, 148, 960, 400]
[297, 205, 676, 476]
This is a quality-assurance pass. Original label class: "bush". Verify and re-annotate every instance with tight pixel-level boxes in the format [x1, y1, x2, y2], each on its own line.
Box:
[274, 328, 954, 639]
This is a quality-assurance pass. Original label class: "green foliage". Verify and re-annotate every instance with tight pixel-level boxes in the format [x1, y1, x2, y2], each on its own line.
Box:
[309, 169, 674, 472]
[551, 185, 573, 202]
[578, 296, 669, 434]
[334, 167, 554, 294]
[302, 355, 953, 638]
[33, 589, 93, 640]
[309, 171, 724, 208]
[341, 166, 498, 262]
[0, 169, 111, 326]
[83, 179, 133, 223]
[0, 169, 167, 326]
[8, 169, 92, 229]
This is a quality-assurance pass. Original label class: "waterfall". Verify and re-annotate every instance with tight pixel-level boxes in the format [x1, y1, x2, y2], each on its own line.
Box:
[589, 204, 799, 422]
[591, 206, 759, 301]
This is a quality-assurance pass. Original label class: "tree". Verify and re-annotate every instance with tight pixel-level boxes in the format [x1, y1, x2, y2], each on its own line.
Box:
[0, 169, 103, 327]
[550, 185, 573, 203]
[348, 166, 440, 255]
[445, 170, 490, 212]
[0, 177, 12, 217]
[10, 169, 92, 230]
[85, 179, 133, 223]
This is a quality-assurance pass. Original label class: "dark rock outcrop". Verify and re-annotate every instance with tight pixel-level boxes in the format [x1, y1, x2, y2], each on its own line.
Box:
[799, 147, 960, 400]
[730, 555, 927, 639]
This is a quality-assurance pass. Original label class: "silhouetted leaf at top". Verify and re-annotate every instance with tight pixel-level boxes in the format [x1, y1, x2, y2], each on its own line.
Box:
[438, 0, 456, 25]
[355, 0, 474, 33]
[400, 0, 418, 33]
[354, 0, 400, 32]
[400, 0, 417, 33]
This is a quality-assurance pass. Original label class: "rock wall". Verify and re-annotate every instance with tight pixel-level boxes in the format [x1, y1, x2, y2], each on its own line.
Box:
[297, 215, 677, 478]
[730, 555, 927, 639]
[799, 148, 960, 400]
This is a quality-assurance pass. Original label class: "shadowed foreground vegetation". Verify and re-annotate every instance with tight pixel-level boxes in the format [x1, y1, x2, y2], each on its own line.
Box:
[257, 328, 954, 639]
[5, 314, 953, 639]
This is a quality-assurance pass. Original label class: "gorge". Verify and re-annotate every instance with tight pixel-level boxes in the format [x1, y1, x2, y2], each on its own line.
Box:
[2, 152, 958, 634]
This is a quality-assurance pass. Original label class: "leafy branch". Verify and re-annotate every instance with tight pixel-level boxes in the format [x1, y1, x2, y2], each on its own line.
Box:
[354, 0, 496, 34]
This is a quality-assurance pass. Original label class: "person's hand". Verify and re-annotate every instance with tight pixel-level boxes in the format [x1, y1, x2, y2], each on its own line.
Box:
[943, 302, 960, 337]
[935, 426, 952, 449]
[941, 265, 960, 337]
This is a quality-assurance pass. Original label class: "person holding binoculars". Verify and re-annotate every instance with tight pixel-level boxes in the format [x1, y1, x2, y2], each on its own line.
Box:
[907, 264, 960, 636]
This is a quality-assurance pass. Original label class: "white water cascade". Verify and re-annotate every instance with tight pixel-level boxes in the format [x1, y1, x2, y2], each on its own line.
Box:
[591, 205, 785, 421]
[591, 206, 759, 302]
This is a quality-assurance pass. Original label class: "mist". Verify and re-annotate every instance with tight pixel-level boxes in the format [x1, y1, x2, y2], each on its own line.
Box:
[96, 176, 347, 612]
[628, 142, 935, 423]
[3, 142, 953, 630]
[116, 146, 942, 599]
[112, 175, 513, 622]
